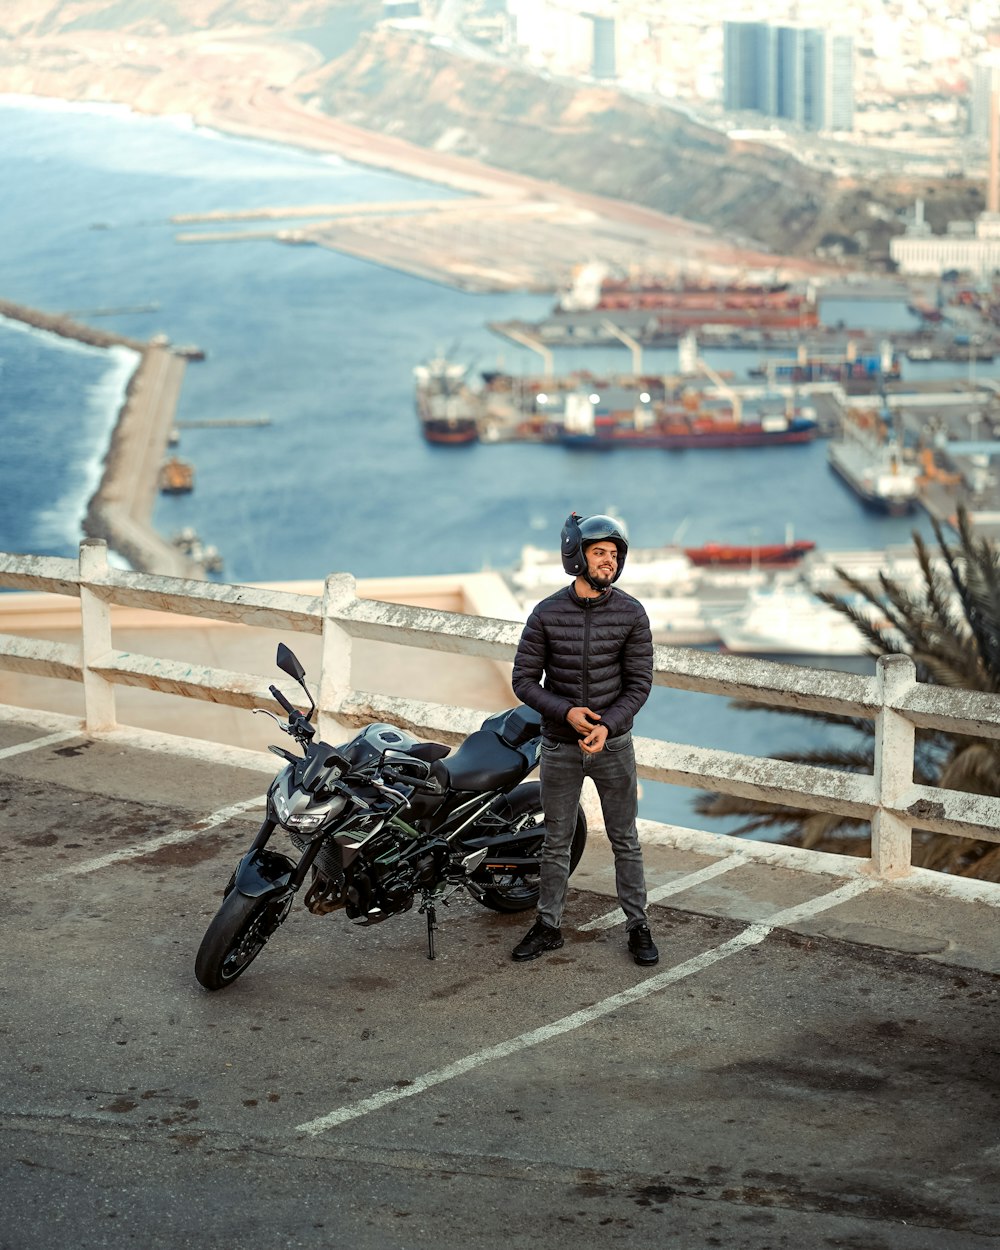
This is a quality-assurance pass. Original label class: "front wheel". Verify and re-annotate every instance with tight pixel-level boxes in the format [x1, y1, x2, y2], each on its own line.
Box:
[195, 889, 292, 991]
[472, 780, 587, 913]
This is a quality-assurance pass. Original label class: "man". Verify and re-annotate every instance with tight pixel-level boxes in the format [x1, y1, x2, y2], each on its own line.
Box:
[510, 512, 658, 966]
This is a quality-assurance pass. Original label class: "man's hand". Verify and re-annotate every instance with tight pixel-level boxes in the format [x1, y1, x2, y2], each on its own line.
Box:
[580, 723, 608, 754]
[566, 706, 601, 737]
[566, 707, 608, 754]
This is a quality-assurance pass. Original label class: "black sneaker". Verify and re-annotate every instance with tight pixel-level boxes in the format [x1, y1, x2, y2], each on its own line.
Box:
[627, 924, 659, 966]
[512, 918, 564, 962]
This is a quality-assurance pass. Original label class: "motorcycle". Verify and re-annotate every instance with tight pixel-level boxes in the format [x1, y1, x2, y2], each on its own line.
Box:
[195, 643, 588, 990]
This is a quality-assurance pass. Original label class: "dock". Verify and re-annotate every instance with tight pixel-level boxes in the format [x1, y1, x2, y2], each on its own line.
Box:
[171, 195, 820, 295]
[81, 344, 198, 576]
[0, 296, 213, 578]
[489, 313, 999, 360]
[174, 417, 271, 429]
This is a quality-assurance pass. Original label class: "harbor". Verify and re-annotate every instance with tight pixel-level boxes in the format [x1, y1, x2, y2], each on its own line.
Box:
[505, 536, 947, 655]
[11, 102, 1000, 610]
[488, 268, 1000, 359]
[415, 265, 1000, 562]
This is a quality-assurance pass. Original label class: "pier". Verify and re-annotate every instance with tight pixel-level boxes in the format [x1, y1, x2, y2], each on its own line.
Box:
[81, 345, 198, 577]
[171, 195, 820, 295]
[489, 313, 1000, 360]
[0, 298, 207, 578]
[174, 417, 271, 429]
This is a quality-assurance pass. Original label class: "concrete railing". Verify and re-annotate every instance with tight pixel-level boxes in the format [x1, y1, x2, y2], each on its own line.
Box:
[3, 539, 1000, 887]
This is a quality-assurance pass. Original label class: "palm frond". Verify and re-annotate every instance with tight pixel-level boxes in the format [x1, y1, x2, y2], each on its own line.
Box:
[695, 509, 1000, 879]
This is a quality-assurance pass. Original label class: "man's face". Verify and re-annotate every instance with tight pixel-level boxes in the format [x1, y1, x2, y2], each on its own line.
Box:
[584, 540, 619, 588]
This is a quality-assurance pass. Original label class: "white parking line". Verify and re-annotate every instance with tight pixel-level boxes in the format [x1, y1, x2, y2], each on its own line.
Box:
[580, 852, 749, 931]
[40, 796, 265, 880]
[0, 730, 82, 760]
[295, 875, 876, 1136]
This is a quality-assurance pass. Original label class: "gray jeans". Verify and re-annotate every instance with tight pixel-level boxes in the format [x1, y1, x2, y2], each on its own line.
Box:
[537, 733, 648, 932]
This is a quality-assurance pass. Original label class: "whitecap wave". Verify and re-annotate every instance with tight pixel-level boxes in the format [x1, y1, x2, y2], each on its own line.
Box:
[33, 345, 141, 550]
[0, 312, 119, 359]
[0, 92, 135, 120]
[1, 93, 351, 180]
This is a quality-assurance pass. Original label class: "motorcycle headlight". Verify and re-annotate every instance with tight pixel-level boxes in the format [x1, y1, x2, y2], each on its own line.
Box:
[285, 811, 326, 831]
[273, 789, 347, 831]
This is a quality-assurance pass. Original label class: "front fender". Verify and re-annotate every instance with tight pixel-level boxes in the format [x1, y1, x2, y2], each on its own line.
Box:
[233, 847, 296, 899]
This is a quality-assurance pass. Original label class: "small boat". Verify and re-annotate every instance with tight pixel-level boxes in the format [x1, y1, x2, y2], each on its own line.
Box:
[414, 358, 479, 445]
[159, 457, 194, 494]
[710, 584, 881, 655]
[684, 539, 815, 568]
[172, 527, 223, 572]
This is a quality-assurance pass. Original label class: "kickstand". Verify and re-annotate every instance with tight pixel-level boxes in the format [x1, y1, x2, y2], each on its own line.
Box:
[420, 897, 437, 961]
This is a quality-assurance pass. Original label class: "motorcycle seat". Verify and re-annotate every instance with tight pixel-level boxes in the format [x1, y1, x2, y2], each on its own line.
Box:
[443, 730, 528, 792]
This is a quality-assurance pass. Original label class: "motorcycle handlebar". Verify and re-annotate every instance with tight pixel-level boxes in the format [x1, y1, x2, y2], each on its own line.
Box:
[269, 684, 297, 716]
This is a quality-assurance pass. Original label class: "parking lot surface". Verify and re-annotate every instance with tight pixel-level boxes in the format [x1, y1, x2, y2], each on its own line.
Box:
[2, 717, 999, 1249]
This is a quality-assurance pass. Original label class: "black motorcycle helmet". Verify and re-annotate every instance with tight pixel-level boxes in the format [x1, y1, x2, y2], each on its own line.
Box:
[560, 512, 629, 588]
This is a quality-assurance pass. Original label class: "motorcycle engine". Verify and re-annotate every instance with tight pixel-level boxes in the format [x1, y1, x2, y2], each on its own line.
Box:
[345, 839, 450, 925]
[289, 832, 346, 916]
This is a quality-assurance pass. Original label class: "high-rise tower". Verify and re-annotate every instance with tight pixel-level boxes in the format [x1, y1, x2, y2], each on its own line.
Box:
[723, 21, 853, 132]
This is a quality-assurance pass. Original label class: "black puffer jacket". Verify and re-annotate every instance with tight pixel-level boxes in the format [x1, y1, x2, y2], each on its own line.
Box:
[511, 584, 653, 742]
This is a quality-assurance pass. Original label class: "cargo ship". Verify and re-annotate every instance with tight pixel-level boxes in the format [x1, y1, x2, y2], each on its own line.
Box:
[556, 265, 819, 328]
[557, 408, 819, 450]
[413, 358, 479, 444]
[827, 412, 920, 515]
[416, 361, 820, 450]
[549, 382, 819, 450]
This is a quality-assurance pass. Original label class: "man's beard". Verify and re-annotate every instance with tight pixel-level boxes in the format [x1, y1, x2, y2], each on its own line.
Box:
[588, 570, 613, 589]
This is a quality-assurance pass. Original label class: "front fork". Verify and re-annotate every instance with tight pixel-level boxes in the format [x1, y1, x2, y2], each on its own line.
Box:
[231, 818, 322, 900]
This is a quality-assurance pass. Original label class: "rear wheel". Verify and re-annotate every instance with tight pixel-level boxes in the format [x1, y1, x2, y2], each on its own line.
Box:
[194, 889, 292, 991]
[472, 780, 587, 913]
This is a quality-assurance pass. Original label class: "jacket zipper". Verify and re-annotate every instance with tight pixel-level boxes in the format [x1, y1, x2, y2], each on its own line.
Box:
[582, 602, 592, 709]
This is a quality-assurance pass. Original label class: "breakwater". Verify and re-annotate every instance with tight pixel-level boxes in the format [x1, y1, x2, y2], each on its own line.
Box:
[0, 297, 147, 353]
[0, 298, 199, 577]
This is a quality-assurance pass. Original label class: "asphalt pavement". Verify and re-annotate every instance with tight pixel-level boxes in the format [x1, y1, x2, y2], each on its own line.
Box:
[2, 714, 999, 1249]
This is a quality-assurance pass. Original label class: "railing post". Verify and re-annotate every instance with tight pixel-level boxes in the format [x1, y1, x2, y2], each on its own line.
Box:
[870, 653, 916, 878]
[318, 572, 356, 741]
[79, 538, 116, 732]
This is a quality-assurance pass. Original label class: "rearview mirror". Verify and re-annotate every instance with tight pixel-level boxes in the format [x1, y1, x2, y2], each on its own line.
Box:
[276, 643, 306, 683]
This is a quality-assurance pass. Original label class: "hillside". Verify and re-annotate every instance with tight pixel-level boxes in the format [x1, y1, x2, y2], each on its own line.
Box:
[0, 4, 985, 262]
[310, 28, 984, 262]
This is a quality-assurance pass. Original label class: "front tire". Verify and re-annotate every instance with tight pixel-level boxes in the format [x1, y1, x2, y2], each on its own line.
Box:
[195, 889, 292, 991]
[473, 780, 587, 913]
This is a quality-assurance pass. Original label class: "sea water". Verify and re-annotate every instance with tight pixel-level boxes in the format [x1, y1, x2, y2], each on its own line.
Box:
[0, 96, 975, 829]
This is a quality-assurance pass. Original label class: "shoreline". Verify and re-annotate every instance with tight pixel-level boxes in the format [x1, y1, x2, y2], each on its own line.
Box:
[0, 89, 832, 283]
[0, 298, 199, 578]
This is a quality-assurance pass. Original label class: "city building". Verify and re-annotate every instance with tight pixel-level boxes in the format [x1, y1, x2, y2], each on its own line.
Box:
[970, 50, 1000, 139]
[591, 13, 616, 79]
[722, 20, 853, 132]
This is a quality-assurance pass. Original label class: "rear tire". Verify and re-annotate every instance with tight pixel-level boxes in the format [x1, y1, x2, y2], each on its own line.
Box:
[473, 780, 587, 913]
[195, 889, 292, 991]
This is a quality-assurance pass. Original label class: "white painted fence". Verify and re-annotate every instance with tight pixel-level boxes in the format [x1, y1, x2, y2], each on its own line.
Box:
[3, 539, 1000, 884]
